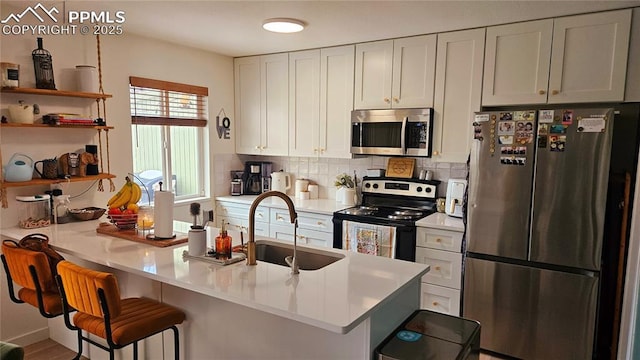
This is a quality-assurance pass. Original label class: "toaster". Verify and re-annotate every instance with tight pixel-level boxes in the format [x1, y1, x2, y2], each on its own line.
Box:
[445, 179, 467, 218]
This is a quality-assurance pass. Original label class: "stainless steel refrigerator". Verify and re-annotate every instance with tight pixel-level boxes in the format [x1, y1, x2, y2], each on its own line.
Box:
[464, 107, 614, 359]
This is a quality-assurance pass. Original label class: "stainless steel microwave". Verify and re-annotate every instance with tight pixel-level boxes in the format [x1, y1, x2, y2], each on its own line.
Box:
[351, 108, 434, 157]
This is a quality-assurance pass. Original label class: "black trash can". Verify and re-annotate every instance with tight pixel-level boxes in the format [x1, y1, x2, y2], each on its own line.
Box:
[375, 310, 481, 360]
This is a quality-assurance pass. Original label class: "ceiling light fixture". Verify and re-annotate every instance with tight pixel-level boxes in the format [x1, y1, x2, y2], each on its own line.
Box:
[262, 18, 305, 33]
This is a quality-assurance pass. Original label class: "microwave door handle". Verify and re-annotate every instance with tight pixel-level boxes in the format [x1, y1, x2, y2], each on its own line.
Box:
[401, 116, 408, 154]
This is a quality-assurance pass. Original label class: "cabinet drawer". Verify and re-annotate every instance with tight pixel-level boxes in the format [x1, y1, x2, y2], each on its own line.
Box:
[269, 224, 332, 248]
[421, 283, 461, 316]
[216, 202, 268, 221]
[416, 227, 463, 252]
[271, 209, 333, 233]
[416, 247, 462, 289]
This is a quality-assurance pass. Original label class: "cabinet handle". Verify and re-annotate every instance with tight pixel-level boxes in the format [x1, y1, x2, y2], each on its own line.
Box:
[432, 302, 439, 306]
[276, 215, 285, 221]
[320, 148, 325, 154]
[384, 97, 390, 103]
[432, 150, 439, 156]
[551, 90, 559, 95]
[255, 145, 260, 150]
[257, 213, 263, 218]
[393, 97, 399, 103]
[313, 148, 318, 153]
[317, 221, 324, 226]
[538, 90, 546, 95]
[436, 238, 442, 243]
[435, 266, 441, 271]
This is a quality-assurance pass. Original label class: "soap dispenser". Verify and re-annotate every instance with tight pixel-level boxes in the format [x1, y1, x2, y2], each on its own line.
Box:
[215, 223, 232, 259]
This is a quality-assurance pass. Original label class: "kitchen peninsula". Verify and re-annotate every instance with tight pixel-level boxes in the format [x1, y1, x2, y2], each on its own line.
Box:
[1, 220, 428, 359]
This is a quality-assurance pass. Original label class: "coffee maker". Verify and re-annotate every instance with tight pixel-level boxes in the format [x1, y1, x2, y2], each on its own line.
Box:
[242, 161, 272, 195]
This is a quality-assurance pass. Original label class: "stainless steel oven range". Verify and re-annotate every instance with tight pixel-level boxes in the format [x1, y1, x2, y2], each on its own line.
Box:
[332, 177, 439, 261]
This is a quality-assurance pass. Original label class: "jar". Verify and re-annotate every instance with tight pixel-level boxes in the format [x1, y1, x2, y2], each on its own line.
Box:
[17, 195, 51, 229]
[75, 65, 98, 93]
[1, 62, 19, 88]
[137, 205, 154, 230]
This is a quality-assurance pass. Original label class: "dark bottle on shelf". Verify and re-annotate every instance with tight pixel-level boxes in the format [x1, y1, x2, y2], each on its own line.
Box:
[32, 37, 56, 90]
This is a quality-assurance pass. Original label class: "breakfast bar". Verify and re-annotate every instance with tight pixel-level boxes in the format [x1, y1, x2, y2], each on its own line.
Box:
[1, 220, 429, 359]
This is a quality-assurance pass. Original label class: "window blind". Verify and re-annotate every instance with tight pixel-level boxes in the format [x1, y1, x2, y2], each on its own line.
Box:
[129, 76, 208, 127]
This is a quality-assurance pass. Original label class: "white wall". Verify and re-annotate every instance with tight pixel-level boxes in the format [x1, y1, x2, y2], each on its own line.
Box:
[0, 32, 235, 228]
[0, 31, 234, 343]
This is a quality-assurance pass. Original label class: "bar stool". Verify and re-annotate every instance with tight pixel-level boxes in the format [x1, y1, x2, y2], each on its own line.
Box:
[55, 260, 186, 360]
[1, 240, 63, 318]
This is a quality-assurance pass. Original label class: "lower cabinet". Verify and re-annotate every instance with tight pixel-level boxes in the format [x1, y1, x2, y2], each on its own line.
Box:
[215, 201, 269, 236]
[215, 200, 333, 247]
[416, 225, 463, 316]
[270, 208, 333, 247]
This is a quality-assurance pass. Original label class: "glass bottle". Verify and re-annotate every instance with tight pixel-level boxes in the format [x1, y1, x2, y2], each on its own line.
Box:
[32, 37, 56, 90]
[215, 224, 232, 259]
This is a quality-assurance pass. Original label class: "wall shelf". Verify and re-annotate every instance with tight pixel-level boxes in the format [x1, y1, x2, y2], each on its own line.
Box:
[0, 123, 114, 130]
[1, 173, 116, 188]
[0, 87, 112, 99]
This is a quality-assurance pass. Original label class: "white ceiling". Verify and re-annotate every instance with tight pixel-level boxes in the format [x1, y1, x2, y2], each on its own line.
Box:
[7, 1, 640, 57]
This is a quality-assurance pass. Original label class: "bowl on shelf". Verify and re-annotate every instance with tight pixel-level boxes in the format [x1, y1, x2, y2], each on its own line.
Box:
[107, 213, 138, 230]
[69, 207, 106, 221]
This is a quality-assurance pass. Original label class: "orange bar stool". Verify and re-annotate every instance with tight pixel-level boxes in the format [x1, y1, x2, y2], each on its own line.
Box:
[55, 260, 186, 360]
[1, 240, 63, 318]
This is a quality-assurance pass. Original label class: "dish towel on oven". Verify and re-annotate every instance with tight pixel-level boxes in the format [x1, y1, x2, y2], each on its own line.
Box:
[342, 220, 396, 258]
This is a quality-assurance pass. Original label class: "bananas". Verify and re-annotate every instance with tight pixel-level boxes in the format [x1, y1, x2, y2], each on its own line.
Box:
[107, 177, 142, 209]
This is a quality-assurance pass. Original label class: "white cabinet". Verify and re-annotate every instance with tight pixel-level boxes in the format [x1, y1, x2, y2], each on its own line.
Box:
[215, 201, 269, 236]
[354, 35, 436, 109]
[416, 225, 464, 316]
[288, 45, 354, 158]
[269, 208, 333, 248]
[483, 9, 631, 105]
[234, 54, 289, 155]
[625, 7, 640, 102]
[432, 28, 485, 163]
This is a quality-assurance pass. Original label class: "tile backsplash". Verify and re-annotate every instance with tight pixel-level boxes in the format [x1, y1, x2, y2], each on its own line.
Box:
[214, 154, 467, 200]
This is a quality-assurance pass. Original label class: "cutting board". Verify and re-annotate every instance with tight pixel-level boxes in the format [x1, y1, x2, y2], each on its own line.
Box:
[96, 222, 188, 248]
[386, 158, 416, 178]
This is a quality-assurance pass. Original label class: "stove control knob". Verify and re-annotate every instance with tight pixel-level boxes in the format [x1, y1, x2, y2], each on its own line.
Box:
[416, 186, 423, 192]
[425, 187, 432, 193]
[365, 183, 371, 188]
[372, 183, 379, 189]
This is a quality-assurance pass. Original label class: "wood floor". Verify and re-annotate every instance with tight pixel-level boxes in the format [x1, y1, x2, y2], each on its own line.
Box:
[23, 339, 87, 360]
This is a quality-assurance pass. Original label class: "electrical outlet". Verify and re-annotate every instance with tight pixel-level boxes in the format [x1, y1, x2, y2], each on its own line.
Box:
[50, 183, 63, 192]
[205, 210, 214, 222]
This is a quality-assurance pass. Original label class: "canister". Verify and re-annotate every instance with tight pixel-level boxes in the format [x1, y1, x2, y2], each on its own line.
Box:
[17, 195, 51, 229]
[1, 62, 19, 88]
[75, 65, 98, 93]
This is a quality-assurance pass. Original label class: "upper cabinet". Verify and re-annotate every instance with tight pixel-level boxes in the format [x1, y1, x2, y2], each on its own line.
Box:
[289, 45, 354, 158]
[234, 54, 289, 156]
[483, 9, 632, 106]
[354, 35, 436, 109]
[432, 29, 485, 163]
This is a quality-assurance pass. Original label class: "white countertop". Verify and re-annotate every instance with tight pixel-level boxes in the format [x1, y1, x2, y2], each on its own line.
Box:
[216, 195, 348, 215]
[416, 212, 465, 232]
[1, 220, 428, 334]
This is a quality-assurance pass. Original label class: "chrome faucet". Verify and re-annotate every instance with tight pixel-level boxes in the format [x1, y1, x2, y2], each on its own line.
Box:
[247, 191, 299, 274]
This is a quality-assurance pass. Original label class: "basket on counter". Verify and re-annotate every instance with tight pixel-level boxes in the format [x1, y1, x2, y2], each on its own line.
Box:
[107, 213, 138, 230]
[69, 207, 106, 221]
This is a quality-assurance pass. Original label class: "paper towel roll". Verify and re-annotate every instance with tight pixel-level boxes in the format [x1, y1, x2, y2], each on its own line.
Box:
[308, 184, 319, 199]
[153, 190, 174, 238]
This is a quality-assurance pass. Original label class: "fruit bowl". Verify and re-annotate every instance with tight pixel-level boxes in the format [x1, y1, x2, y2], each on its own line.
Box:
[69, 207, 106, 221]
[108, 213, 138, 230]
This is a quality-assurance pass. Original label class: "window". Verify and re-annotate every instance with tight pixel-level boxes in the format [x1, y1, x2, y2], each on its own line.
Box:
[129, 76, 208, 204]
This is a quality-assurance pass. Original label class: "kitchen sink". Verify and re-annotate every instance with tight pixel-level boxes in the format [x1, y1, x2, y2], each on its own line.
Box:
[254, 240, 344, 270]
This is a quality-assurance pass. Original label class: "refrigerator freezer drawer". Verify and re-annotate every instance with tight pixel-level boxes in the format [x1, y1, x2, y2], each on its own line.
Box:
[463, 257, 598, 360]
[416, 247, 462, 289]
[421, 283, 461, 316]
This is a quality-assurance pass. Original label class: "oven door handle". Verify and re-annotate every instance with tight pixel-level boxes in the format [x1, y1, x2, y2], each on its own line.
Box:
[401, 116, 408, 154]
